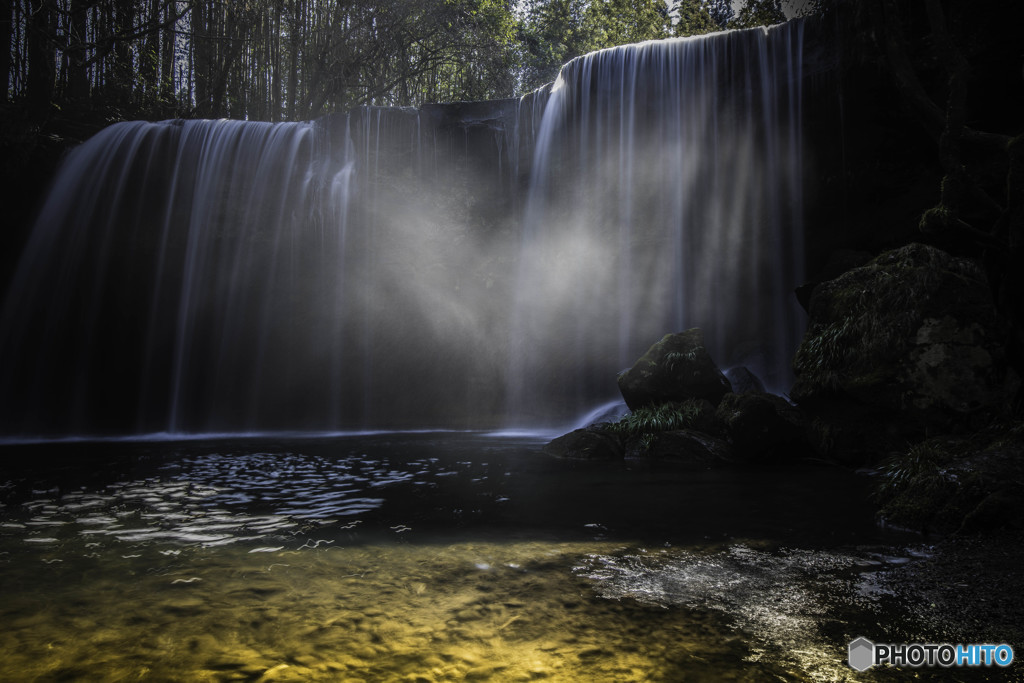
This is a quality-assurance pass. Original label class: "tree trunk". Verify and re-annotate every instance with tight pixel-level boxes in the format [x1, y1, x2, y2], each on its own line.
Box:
[161, 0, 175, 107]
[0, 0, 12, 101]
[25, 0, 56, 116]
[287, 0, 300, 120]
[139, 0, 161, 98]
[272, 2, 281, 121]
[108, 0, 136, 108]
[63, 0, 89, 103]
[194, 0, 210, 115]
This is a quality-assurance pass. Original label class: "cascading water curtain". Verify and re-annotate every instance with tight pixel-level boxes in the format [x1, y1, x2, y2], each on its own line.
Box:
[0, 104, 519, 436]
[0, 118, 359, 435]
[506, 22, 805, 425]
[0, 22, 805, 437]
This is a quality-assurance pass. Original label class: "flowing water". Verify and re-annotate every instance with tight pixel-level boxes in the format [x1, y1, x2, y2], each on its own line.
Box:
[506, 23, 805, 422]
[1, 24, 806, 437]
[0, 21, 996, 680]
[0, 433, 967, 682]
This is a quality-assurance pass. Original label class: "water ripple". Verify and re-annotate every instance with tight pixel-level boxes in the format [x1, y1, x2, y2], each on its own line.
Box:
[3, 449, 459, 550]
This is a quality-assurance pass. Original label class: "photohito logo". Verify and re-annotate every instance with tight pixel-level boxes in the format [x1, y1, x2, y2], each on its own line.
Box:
[848, 637, 1014, 671]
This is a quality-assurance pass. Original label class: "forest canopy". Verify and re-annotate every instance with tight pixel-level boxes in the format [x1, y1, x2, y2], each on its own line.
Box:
[1, 0, 796, 123]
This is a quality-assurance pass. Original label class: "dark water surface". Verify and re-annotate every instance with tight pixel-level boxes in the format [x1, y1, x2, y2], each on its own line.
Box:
[0, 433, 968, 681]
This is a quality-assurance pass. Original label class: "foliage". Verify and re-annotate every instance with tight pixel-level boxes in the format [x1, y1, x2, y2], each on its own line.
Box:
[790, 0, 832, 18]
[729, 0, 787, 29]
[517, 0, 671, 91]
[875, 445, 964, 532]
[3, 0, 523, 122]
[584, 0, 671, 50]
[1, 0, 825, 122]
[516, 0, 595, 90]
[877, 441, 959, 497]
[2, 0, 691, 120]
[874, 425, 1024, 534]
[702, 0, 734, 29]
[792, 315, 857, 392]
[606, 399, 720, 439]
[792, 243, 989, 399]
[671, 0, 731, 37]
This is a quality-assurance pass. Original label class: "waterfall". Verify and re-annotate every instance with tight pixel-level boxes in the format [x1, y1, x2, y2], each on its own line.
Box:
[0, 119, 348, 434]
[506, 22, 805, 424]
[0, 22, 805, 437]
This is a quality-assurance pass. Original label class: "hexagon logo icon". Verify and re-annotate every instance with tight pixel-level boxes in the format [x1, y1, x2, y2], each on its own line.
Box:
[848, 637, 875, 672]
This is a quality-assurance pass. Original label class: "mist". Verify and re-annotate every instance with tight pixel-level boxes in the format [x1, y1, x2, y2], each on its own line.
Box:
[0, 23, 806, 437]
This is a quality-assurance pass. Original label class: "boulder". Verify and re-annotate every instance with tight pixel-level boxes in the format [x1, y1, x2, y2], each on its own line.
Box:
[617, 329, 732, 410]
[795, 249, 873, 313]
[543, 425, 624, 460]
[715, 392, 807, 459]
[792, 243, 1018, 439]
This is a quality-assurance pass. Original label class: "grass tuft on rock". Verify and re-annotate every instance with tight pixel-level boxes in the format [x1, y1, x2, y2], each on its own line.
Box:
[875, 422, 1024, 535]
[606, 400, 721, 442]
[792, 243, 992, 401]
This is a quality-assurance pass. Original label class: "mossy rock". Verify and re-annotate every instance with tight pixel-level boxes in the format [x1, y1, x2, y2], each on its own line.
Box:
[546, 399, 734, 465]
[876, 423, 1024, 535]
[792, 243, 1018, 435]
[617, 329, 732, 410]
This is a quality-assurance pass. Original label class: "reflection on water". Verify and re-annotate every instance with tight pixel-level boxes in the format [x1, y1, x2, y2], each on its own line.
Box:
[577, 545, 898, 681]
[10, 450, 424, 547]
[0, 434, 956, 681]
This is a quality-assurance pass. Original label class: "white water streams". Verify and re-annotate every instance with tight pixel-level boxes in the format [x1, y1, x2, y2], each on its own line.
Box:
[0, 23, 805, 436]
[506, 23, 805, 423]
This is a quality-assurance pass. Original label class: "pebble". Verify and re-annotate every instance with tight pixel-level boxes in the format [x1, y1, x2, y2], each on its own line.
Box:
[454, 608, 480, 622]
[160, 598, 208, 616]
[289, 654, 318, 667]
[464, 664, 508, 680]
[403, 674, 434, 683]
[441, 647, 480, 666]
[351, 645, 377, 661]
